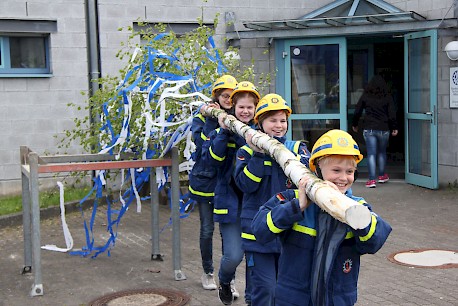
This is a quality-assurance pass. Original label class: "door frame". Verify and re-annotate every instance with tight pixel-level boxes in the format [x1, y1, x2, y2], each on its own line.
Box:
[277, 37, 348, 140]
[404, 29, 438, 189]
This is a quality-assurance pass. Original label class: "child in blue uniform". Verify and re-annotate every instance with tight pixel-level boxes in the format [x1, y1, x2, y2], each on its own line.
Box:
[189, 74, 237, 290]
[234, 93, 310, 306]
[201, 81, 261, 305]
[252, 129, 392, 306]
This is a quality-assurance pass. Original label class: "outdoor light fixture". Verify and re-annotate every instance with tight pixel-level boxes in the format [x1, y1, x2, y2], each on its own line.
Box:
[444, 41, 458, 60]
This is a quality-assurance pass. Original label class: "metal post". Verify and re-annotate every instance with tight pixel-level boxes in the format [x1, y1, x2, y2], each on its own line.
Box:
[20, 146, 32, 274]
[150, 169, 163, 260]
[29, 152, 43, 296]
[171, 147, 186, 280]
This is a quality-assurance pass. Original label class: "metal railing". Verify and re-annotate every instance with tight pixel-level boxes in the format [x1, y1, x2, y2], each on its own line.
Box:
[20, 146, 186, 297]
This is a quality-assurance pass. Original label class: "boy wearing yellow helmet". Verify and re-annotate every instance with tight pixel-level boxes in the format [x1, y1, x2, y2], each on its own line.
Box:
[252, 129, 392, 306]
[234, 93, 310, 306]
[201, 81, 260, 305]
[189, 74, 237, 292]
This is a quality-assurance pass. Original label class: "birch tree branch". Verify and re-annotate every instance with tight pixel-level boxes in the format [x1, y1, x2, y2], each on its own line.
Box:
[202, 106, 371, 230]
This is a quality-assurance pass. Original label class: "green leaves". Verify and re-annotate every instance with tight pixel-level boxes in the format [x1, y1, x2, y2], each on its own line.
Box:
[59, 14, 273, 164]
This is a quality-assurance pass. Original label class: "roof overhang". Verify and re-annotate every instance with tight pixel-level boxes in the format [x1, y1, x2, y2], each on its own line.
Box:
[245, 12, 426, 31]
[227, 18, 457, 40]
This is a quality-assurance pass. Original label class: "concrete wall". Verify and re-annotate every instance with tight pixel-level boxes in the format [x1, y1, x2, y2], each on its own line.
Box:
[438, 31, 458, 187]
[0, 0, 88, 196]
[0, 0, 324, 196]
[0, 0, 457, 195]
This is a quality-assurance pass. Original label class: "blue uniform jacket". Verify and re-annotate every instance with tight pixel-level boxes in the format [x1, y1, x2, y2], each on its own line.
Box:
[252, 188, 392, 306]
[188, 114, 219, 202]
[234, 136, 310, 253]
[201, 127, 247, 223]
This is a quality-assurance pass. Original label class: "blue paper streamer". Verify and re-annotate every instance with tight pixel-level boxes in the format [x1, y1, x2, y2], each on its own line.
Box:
[72, 32, 228, 257]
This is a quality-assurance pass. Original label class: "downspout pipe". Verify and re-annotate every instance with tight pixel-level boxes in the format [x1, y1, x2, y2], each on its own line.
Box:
[455, 0, 458, 19]
[85, 0, 101, 129]
[85, 0, 101, 184]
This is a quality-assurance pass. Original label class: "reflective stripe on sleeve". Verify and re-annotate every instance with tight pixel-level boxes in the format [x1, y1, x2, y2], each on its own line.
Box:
[209, 146, 225, 161]
[241, 232, 256, 240]
[242, 146, 253, 155]
[267, 211, 284, 233]
[359, 214, 377, 242]
[189, 186, 214, 197]
[243, 166, 261, 183]
[292, 223, 317, 236]
[197, 114, 206, 122]
[213, 208, 228, 215]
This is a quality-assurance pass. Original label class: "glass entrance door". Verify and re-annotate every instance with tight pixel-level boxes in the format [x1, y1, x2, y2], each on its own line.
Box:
[284, 38, 347, 145]
[404, 30, 438, 189]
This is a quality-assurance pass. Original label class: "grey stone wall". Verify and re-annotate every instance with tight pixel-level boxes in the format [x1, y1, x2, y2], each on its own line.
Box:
[0, 0, 88, 196]
[438, 31, 458, 186]
[0, 0, 323, 196]
[0, 0, 457, 195]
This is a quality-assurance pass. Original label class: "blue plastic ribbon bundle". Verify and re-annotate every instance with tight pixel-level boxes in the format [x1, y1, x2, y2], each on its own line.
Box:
[65, 33, 228, 258]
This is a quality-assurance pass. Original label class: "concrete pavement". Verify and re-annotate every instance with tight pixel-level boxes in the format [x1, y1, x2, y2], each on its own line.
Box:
[0, 181, 457, 305]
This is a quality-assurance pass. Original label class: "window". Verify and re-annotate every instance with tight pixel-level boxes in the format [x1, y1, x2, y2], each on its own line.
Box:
[0, 35, 50, 75]
[0, 19, 56, 77]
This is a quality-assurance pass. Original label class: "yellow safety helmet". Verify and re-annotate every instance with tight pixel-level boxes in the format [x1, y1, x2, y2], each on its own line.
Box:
[309, 129, 364, 172]
[211, 75, 238, 98]
[254, 93, 292, 124]
[229, 81, 261, 105]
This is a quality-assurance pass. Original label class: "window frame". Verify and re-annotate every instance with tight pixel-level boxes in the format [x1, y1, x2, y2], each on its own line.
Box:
[0, 18, 56, 77]
[0, 34, 51, 77]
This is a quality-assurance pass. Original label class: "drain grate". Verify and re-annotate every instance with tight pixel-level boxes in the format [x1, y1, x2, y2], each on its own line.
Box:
[88, 288, 190, 306]
[388, 249, 458, 269]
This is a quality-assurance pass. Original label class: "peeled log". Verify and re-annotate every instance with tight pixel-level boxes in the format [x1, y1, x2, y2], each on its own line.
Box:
[202, 107, 371, 229]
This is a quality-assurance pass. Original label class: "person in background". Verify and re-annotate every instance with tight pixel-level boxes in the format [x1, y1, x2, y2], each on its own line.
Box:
[234, 93, 310, 306]
[252, 129, 392, 306]
[189, 75, 237, 290]
[201, 81, 261, 305]
[352, 75, 398, 188]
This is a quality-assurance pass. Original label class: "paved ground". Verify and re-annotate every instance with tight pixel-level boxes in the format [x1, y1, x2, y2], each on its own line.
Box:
[0, 180, 457, 306]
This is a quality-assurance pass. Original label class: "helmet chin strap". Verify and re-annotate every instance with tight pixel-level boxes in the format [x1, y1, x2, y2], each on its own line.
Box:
[316, 166, 323, 180]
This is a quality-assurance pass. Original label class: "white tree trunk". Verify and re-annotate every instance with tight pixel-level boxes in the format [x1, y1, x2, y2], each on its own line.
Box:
[203, 107, 371, 230]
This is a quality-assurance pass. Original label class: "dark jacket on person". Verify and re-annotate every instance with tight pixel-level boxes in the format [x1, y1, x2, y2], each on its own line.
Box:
[352, 93, 397, 132]
[234, 137, 310, 253]
[188, 114, 219, 202]
[252, 188, 392, 306]
[201, 127, 247, 223]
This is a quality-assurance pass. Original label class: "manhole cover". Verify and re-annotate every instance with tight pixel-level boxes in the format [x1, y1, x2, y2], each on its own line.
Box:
[388, 249, 458, 268]
[88, 288, 190, 306]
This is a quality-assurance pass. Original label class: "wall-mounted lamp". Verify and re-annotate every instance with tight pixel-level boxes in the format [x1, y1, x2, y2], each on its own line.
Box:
[444, 41, 458, 60]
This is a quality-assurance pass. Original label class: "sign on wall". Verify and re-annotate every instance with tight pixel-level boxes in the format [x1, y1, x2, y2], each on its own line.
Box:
[450, 67, 458, 108]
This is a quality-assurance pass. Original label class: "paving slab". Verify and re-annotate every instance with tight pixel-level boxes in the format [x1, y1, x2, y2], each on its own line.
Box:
[0, 181, 457, 306]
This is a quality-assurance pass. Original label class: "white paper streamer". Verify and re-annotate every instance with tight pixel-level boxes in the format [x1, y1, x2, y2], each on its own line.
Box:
[119, 169, 127, 208]
[130, 168, 142, 213]
[156, 167, 167, 187]
[99, 92, 133, 159]
[41, 182, 74, 252]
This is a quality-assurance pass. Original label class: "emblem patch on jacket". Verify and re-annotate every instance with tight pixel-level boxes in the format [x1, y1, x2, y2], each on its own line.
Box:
[285, 178, 293, 189]
[342, 259, 352, 273]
